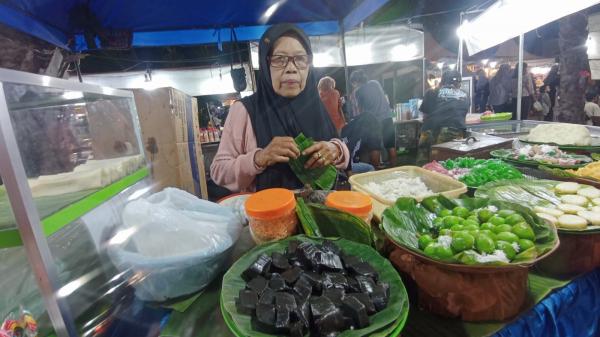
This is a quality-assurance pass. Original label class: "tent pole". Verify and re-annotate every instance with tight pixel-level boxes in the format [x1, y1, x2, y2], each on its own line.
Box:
[517, 33, 524, 120]
[458, 12, 464, 75]
[74, 58, 83, 83]
[422, 58, 426, 97]
[247, 42, 257, 92]
[339, 20, 350, 99]
[422, 22, 426, 97]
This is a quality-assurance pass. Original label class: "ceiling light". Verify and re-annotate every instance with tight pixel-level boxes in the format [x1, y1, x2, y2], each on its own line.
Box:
[260, 1, 286, 24]
[346, 44, 373, 66]
[313, 52, 335, 67]
[390, 43, 419, 62]
[459, 0, 600, 55]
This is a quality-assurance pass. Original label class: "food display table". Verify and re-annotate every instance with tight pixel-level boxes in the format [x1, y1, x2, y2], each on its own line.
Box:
[138, 227, 600, 337]
[89, 121, 600, 337]
[431, 134, 513, 162]
[156, 262, 600, 337]
[467, 120, 600, 140]
[8, 112, 597, 337]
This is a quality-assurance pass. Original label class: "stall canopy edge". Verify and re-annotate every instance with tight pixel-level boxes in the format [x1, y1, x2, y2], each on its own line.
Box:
[0, 0, 391, 51]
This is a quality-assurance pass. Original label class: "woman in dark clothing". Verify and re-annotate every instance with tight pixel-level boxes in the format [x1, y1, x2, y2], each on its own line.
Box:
[210, 24, 349, 192]
[543, 64, 560, 121]
[474, 68, 489, 113]
[354, 79, 396, 167]
[349, 70, 368, 118]
[488, 64, 512, 113]
[511, 63, 536, 120]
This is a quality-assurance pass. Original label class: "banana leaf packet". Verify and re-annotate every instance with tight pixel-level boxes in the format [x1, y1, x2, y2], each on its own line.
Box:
[288, 133, 337, 190]
[296, 198, 374, 247]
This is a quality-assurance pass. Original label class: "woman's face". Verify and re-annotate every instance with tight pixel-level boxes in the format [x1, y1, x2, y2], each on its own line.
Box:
[269, 36, 309, 98]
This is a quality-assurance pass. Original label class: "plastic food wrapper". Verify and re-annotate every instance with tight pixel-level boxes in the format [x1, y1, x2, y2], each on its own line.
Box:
[108, 187, 243, 302]
[218, 194, 250, 226]
[1, 308, 38, 337]
[389, 247, 528, 321]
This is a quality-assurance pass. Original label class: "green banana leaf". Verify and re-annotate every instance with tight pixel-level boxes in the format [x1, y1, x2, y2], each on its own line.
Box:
[537, 165, 579, 180]
[295, 198, 322, 237]
[370, 224, 387, 254]
[296, 202, 373, 246]
[220, 296, 408, 337]
[490, 149, 590, 169]
[480, 112, 512, 121]
[382, 195, 559, 266]
[476, 179, 600, 234]
[220, 236, 409, 337]
[288, 133, 337, 190]
[475, 179, 561, 207]
[539, 165, 600, 187]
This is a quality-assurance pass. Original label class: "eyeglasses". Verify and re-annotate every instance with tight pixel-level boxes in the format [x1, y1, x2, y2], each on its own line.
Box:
[269, 54, 311, 69]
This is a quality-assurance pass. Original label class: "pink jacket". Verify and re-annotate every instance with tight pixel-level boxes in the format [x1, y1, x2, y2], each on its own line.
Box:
[210, 101, 350, 192]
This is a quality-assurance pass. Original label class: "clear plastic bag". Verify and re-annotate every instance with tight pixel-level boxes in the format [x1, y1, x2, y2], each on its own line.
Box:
[218, 194, 250, 227]
[108, 188, 242, 302]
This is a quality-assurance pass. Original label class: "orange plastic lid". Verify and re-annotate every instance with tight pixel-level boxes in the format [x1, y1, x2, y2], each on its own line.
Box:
[245, 188, 296, 220]
[325, 191, 372, 215]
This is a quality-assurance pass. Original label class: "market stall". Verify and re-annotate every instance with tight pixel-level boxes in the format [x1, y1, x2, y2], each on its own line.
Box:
[80, 121, 600, 337]
[2, 1, 600, 337]
[2, 66, 600, 337]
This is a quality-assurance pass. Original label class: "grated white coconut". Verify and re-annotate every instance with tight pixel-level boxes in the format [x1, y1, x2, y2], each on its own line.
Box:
[365, 175, 433, 202]
[486, 205, 499, 213]
[527, 123, 592, 146]
[474, 250, 510, 263]
[437, 235, 453, 249]
[511, 242, 521, 253]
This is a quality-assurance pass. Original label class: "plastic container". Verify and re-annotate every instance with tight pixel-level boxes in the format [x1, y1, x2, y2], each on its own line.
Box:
[108, 188, 242, 301]
[325, 191, 373, 223]
[349, 166, 467, 220]
[245, 188, 298, 244]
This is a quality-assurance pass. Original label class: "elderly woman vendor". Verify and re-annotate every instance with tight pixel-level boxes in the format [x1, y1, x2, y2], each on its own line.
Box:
[211, 24, 349, 192]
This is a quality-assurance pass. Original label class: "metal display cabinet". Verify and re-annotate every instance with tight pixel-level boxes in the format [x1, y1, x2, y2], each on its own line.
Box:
[0, 68, 150, 337]
[467, 120, 600, 139]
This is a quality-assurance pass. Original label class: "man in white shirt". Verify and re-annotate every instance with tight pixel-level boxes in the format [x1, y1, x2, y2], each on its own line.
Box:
[584, 92, 600, 125]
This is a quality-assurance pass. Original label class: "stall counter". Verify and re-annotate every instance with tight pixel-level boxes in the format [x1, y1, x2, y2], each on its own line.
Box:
[145, 228, 600, 337]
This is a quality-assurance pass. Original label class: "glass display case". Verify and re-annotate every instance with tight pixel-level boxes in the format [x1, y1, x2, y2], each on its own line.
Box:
[0, 68, 149, 337]
[467, 120, 600, 139]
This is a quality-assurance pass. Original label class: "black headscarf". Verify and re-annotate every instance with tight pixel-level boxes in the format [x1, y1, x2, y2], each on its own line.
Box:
[241, 24, 337, 191]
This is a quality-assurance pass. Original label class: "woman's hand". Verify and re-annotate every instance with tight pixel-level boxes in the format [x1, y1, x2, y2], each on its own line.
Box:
[254, 137, 300, 168]
[303, 141, 340, 169]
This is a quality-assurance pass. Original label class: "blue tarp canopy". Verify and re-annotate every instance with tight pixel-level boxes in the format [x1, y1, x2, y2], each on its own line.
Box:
[0, 0, 389, 51]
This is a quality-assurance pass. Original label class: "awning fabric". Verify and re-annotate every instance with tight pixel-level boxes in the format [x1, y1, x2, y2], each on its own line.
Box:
[0, 0, 390, 51]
